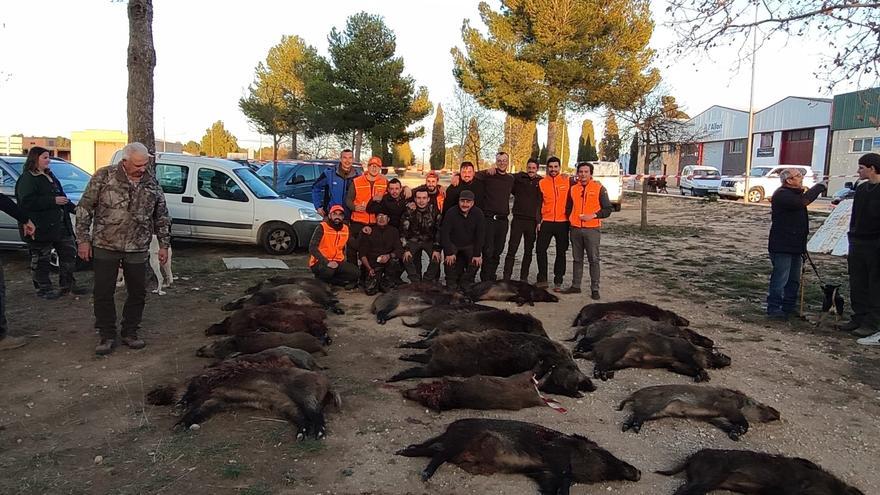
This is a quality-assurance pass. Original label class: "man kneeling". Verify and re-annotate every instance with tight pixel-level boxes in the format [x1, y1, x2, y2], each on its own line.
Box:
[358, 212, 404, 295]
[309, 205, 358, 288]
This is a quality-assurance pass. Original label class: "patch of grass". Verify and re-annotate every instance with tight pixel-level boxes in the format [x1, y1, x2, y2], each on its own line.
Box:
[289, 438, 325, 455]
[238, 482, 272, 495]
[220, 461, 249, 479]
[604, 223, 708, 239]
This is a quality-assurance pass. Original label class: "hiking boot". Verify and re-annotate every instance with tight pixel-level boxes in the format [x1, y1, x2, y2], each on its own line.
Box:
[852, 326, 877, 338]
[590, 290, 601, 300]
[838, 320, 861, 332]
[0, 336, 29, 351]
[857, 331, 880, 346]
[60, 285, 90, 296]
[559, 286, 581, 295]
[95, 339, 116, 355]
[36, 289, 61, 300]
[535, 281, 549, 289]
[552, 283, 563, 293]
[121, 336, 146, 349]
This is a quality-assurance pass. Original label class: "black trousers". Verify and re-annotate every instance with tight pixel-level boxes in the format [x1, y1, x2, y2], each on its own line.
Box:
[536, 221, 570, 285]
[404, 240, 441, 282]
[503, 217, 537, 281]
[311, 262, 359, 287]
[346, 221, 368, 265]
[93, 248, 148, 340]
[848, 237, 880, 330]
[481, 215, 509, 282]
[364, 259, 404, 295]
[27, 235, 77, 292]
[446, 247, 478, 290]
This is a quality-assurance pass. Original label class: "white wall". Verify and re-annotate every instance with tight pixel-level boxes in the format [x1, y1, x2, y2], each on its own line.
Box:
[688, 106, 749, 142]
[829, 128, 877, 192]
[752, 131, 782, 166]
[811, 127, 829, 174]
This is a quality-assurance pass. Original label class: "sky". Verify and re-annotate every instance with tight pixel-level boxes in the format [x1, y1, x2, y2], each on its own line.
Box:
[0, 0, 865, 161]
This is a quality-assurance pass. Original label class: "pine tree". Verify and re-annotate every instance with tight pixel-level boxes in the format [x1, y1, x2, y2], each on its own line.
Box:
[200, 121, 240, 158]
[182, 140, 200, 155]
[463, 117, 481, 167]
[430, 105, 446, 170]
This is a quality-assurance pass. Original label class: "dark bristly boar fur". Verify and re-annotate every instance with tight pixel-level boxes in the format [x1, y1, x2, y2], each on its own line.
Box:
[465, 280, 559, 306]
[399, 310, 548, 349]
[396, 418, 640, 493]
[577, 332, 730, 382]
[222, 283, 343, 314]
[571, 317, 714, 350]
[371, 284, 470, 324]
[401, 303, 497, 329]
[205, 305, 331, 344]
[572, 300, 690, 327]
[147, 357, 341, 439]
[245, 275, 332, 295]
[223, 346, 324, 371]
[401, 372, 545, 411]
[197, 332, 327, 359]
[617, 385, 780, 440]
[657, 449, 864, 495]
[389, 330, 595, 397]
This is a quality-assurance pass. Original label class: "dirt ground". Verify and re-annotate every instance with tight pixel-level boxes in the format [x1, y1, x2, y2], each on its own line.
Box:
[1, 193, 877, 495]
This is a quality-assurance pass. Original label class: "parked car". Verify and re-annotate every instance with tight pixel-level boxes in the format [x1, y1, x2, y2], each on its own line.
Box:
[588, 161, 623, 211]
[256, 160, 363, 202]
[110, 152, 322, 255]
[831, 179, 867, 206]
[0, 155, 91, 247]
[678, 165, 721, 196]
[718, 164, 816, 203]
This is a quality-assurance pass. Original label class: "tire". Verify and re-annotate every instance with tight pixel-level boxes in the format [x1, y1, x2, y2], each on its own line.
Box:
[747, 187, 764, 203]
[680, 186, 686, 196]
[262, 223, 297, 255]
[612, 203, 621, 212]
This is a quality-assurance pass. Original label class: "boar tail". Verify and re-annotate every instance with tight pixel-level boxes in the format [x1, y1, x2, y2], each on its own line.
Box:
[146, 385, 178, 406]
[221, 296, 247, 311]
[655, 459, 688, 476]
[617, 396, 633, 411]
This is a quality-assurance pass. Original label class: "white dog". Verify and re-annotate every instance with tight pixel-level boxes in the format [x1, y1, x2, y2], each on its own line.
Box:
[116, 235, 173, 295]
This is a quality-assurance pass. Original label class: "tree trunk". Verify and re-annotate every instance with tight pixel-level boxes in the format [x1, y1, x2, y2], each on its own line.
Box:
[127, 0, 156, 158]
[546, 104, 559, 158]
[640, 133, 649, 230]
[272, 135, 280, 190]
[289, 131, 298, 159]
[353, 129, 364, 162]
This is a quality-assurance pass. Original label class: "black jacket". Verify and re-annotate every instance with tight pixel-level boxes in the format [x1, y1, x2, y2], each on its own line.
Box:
[849, 180, 880, 240]
[768, 184, 826, 253]
[444, 179, 486, 215]
[440, 205, 486, 255]
[0, 193, 28, 223]
[511, 172, 542, 220]
[476, 170, 515, 216]
[15, 170, 74, 242]
[367, 193, 407, 229]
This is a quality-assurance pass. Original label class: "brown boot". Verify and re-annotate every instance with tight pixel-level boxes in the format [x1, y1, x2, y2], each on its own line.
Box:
[121, 336, 146, 349]
[0, 336, 29, 351]
[95, 338, 116, 355]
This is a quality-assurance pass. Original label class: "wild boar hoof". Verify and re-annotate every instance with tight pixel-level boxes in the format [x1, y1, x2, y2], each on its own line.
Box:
[694, 371, 710, 382]
[593, 369, 613, 380]
[420, 470, 432, 482]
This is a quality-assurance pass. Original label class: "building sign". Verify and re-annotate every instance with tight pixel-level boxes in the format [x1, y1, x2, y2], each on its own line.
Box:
[756, 147, 775, 157]
[702, 122, 723, 136]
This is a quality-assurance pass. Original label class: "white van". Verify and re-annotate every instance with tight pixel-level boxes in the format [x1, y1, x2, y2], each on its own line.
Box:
[678, 165, 721, 196]
[588, 161, 623, 211]
[109, 152, 322, 254]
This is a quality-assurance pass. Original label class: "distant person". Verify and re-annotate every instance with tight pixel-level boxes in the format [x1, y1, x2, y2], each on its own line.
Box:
[562, 162, 612, 300]
[535, 156, 571, 290]
[15, 146, 87, 299]
[764, 168, 827, 321]
[357, 212, 404, 295]
[841, 154, 880, 344]
[401, 189, 443, 282]
[439, 190, 485, 289]
[410, 171, 445, 211]
[311, 148, 361, 219]
[503, 158, 542, 282]
[76, 142, 172, 356]
[0, 194, 35, 351]
[308, 205, 358, 288]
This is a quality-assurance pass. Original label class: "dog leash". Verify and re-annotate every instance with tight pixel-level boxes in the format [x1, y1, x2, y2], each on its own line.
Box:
[802, 252, 826, 286]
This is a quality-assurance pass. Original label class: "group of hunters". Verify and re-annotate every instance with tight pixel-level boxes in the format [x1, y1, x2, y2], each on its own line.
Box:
[308, 149, 613, 298]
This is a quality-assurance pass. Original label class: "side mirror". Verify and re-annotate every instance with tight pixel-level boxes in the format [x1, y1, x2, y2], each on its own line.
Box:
[845, 181, 854, 189]
[291, 174, 306, 184]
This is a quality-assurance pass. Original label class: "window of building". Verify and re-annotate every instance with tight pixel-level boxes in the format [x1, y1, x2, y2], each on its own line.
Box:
[851, 138, 873, 153]
[784, 129, 814, 142]
[728, 140, 744, 154]
[156, 164, 189, 194]
[760, 133, 773, 148]
[197, 168, 247, 202]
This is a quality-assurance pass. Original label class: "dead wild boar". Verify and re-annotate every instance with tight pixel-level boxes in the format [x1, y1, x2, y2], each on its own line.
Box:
[222, 283, 343, 314]
[577, 332, 730, 382]
[465, 280, 559, 306]
[196, 332, 327, 359]
[657, 449, 864, 495]
[401, 303, 497, 329]
[245, 275, 332, 295]
[371, 285, 470, 324]
[388, 330, 595, 397]
[618, 385, 780, 440]
[224, 346, 324, 371]
[147, 357, 340, 439]
[571, 317, 714, 350]
[205, 305, 331, 344]
[396, 418, 640, 493]
[572, 300, 690, 327]
[401, 372, 545, 411]
[399, 310, 548, 349]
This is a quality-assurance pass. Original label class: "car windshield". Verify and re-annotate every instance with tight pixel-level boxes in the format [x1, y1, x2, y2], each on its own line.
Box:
[256, 163, 293, 185]
[7, 159, 92, 194]
[234, 168, 280, 199]
[750, 167, 772, 177]
[694, 169, 720, 178]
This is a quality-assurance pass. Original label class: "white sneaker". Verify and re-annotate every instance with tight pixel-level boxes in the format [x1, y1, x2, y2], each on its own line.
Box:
[856, 331, 880, 346]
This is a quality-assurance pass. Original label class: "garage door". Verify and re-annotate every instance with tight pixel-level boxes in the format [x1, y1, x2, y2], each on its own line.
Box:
[780, 129, 813, 165]
[701, 142, 724, 169]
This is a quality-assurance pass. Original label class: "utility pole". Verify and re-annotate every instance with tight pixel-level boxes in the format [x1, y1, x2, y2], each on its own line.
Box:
[743, 3, 758, 204]
[162, 116, 166, 152]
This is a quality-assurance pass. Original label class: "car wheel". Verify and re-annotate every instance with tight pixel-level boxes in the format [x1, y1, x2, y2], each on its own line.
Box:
[612, 203, 621, 212]
[747, 187, 764, 203]
[680, 186, 686, 196]
[263, 223, 297, 255]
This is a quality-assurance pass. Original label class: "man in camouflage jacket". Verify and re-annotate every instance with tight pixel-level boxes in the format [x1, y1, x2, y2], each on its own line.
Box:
[75, 142, 171, 355]
[400, 188, 442, 282]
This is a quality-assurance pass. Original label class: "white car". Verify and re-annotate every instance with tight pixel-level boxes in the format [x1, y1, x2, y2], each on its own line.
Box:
[109, 152, 322, 254]
[678, 165, 721, 196]
[588, 161, 623, 211]
[718, 165, 816, 203]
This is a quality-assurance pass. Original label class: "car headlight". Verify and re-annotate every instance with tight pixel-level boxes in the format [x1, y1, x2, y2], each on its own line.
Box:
[298, 208, 322, 221]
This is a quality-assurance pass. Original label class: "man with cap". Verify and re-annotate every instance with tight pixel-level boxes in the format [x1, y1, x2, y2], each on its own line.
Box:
[308, 205, 359, 287]
[410, 171, 445, 211]
[439, 189, 485, 289]
[345, 156, 387, 258]
[357, 211, 404, 295]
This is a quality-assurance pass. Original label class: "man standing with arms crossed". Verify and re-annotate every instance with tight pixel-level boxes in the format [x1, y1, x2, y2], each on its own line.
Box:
[562, 162, 612, 300]
[503, 158, 542, 282]
[535, 157, 571, 290]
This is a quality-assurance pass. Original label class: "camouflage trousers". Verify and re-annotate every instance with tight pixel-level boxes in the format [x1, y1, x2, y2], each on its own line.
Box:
[27, 235, 77, 293]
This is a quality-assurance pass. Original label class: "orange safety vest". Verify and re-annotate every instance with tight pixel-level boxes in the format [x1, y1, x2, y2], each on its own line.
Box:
[351, 175, 388, 225]
[436, 191, 445, 212]
[309, 222, 350, 267]
[569, 180, 602, 228]
[539, 174, 570, 222]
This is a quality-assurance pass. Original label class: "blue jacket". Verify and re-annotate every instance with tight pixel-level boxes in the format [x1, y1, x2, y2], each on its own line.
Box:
[311, 166, 361, 217]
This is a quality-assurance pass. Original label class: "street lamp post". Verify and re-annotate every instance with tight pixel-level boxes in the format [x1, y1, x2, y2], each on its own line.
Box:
[743, 3, 759, 204]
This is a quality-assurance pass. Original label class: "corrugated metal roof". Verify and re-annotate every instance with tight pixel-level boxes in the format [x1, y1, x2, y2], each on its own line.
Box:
[831, 88, 880, 130]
